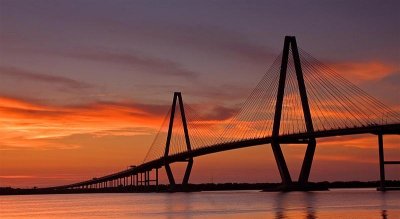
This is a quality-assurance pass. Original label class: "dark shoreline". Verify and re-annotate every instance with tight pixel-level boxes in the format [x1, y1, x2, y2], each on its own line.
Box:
[1, 180, 399, 196]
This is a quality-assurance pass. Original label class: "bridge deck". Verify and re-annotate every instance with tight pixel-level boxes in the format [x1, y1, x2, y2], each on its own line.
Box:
[48, 123, 399, 190]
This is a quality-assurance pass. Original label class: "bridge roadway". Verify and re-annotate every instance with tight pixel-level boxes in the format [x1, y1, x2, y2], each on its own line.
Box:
[48, 123, 400, 190]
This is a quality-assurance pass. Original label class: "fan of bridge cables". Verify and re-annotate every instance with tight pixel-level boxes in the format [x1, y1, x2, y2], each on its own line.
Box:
[143, 47, 400, 162]
[216, 47, 400, 142]
[299, 48, 400, 132]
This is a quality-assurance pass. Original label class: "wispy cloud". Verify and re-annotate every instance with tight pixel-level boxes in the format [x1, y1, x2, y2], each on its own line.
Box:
[0, 175, 35, 179]
[61, 49, 197, 79]
[120, 24, 278, 64]
[0, 66, 91, 90]
[189, 105, 238, 121]
[363, 72, 400, 105]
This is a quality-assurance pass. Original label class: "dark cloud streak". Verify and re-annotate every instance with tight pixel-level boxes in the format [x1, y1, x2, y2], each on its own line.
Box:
[108, 23, 278, 64]
[0, 66, 91, 90]
[62, 49, 197, 79]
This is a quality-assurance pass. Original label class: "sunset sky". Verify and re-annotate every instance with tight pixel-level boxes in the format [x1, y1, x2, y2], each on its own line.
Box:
[0, 0, 399, 188]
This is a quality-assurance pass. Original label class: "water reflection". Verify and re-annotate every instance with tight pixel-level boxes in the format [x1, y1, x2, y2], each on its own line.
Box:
[272, 191, 395, 219]
[274, 192, 287, 219]
[380, 189, 389, 219]
[0, 189, 398, 218]
[164, 191, 394, 219]
[165, 193, 194, 219]
[274, 192, 317, 219]
[304, 192, 317, 219]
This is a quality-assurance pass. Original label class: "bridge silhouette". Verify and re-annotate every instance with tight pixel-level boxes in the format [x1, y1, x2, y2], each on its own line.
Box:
[48, 36, 400, 192]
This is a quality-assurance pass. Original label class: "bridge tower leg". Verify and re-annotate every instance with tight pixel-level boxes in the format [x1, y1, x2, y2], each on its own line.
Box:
[272, 36, 316, 187]
[164, 92, 194, 187]
[291, 37, 317, 185]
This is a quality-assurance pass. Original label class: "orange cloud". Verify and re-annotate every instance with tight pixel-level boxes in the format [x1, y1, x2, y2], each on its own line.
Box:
[330, 61, 395, 83]
[0, 96, 167, 150]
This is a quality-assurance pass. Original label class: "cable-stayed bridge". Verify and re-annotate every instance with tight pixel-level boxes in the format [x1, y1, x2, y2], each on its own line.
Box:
[48, 36, 400, 191]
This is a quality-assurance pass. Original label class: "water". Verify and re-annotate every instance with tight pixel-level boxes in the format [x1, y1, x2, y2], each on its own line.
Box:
[0, 189, 399, 219]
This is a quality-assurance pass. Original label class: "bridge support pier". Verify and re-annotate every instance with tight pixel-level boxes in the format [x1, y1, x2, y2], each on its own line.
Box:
[164, 159, 194, 186]
[271, 141, 292, 185]
[165, 163, 176, 186]
[182, 158, 194, 185]
[145, 171, 150, 186]
[378, 133, 386, 191]
[298, 138, 317, 184]
[375, 132, 400, 191]
[155, 168, 159, 186]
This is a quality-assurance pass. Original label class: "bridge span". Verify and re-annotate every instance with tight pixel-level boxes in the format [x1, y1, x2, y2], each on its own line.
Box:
[47, 36, 400, 191]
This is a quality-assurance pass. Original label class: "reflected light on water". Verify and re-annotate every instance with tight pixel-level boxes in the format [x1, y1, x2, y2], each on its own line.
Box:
[0, 189, 399, 219]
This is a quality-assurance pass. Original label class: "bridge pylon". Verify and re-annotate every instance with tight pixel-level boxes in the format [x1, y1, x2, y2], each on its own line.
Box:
[164, 92, 194, 187]
[272, 36, 316, 187]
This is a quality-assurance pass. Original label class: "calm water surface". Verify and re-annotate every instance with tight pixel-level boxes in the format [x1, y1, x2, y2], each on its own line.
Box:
[1, 188, 399, 219]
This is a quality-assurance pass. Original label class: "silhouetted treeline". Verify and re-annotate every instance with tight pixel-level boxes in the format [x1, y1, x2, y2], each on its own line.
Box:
[1, 180, 399, 195]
